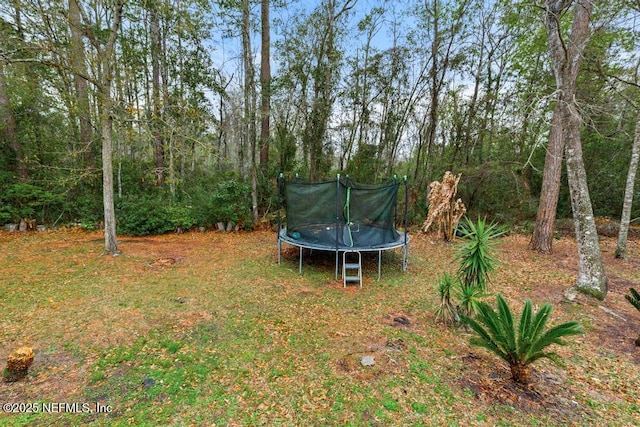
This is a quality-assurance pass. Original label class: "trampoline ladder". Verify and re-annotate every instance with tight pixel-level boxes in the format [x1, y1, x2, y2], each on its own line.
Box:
[343, 250, 362, 288]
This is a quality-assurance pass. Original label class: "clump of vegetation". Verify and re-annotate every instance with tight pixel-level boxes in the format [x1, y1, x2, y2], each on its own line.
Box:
[461, 295, 583, 384]
[116, 196, 176, 236]
[434, 217, 503, 324]
[456, 217, 505, 292]
[435, 273, 459, 325]
[624, 288, 640, 346]
[456, 279, 490, 317]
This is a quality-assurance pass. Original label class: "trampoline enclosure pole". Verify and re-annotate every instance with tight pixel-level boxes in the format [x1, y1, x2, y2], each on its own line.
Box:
[403, 176, 409, 271]
[277, 173, 283, 264]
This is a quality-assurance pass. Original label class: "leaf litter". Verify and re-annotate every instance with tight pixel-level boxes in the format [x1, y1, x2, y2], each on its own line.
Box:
[0, 229, 639, 425]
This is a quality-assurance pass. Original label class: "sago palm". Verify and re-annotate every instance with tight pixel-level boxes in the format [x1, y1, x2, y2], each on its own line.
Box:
[625, 287, 640, 312]
[625, 288, 640, 345]
[461, 294, 583, 384]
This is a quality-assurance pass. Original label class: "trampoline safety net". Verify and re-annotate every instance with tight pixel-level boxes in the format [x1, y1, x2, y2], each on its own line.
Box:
[283, 177, 400, 248]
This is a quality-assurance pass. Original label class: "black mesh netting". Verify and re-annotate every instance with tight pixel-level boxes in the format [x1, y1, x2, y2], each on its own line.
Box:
[283, 177, 400, 248]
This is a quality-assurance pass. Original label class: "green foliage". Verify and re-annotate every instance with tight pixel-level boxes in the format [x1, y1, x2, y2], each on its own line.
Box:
[625, 288, 640, 312]
[201, 180, 252, 226]
[115, 195, 201, 236]
[457, 281, 491, 318]
[0, 182, 64, 224]
[346, 143, 380, 182]
[455, 163, 539, 223]
[116, 196, 175, 236]
[433, 218, 502, 324]
[65, 191, 103, 229]
[456, 217, 505, 292]
[166, 205, 197, 232]
[624, 288, 640, 346]
[461, 295, 583, 384]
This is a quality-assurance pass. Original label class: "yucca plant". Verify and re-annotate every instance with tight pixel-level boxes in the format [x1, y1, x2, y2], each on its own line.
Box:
[625, 288, 640, 346]
[461, 294, 583, 384]
[457, 281, 491, 317]
[435, 273, 460, 325]
[456, 217, 505, 292]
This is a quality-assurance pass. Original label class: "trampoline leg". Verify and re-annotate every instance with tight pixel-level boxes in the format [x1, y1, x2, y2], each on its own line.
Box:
[335, 250, 339, 281]
[403, 245, 408, 272]
[299, 246, 303, 274]
[277, 239, 281, 265]
[378, 250, 381, 280]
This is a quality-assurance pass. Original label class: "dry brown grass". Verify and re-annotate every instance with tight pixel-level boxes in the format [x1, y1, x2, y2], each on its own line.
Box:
[0, 228, 639, 425]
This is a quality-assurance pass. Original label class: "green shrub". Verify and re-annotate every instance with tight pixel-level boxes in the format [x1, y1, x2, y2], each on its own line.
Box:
[116, 196, 174, 236]
[0, 182, 63, 224]
[166, 205, 197, 232]
[456, 162, 538, 223]
[207, 180, 251, 224]
[67, 192, 103, 228]
[461, 294, 583, 384]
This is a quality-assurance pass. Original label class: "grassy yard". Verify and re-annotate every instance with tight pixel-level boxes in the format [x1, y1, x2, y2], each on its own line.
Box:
[1, 229, 639, 426]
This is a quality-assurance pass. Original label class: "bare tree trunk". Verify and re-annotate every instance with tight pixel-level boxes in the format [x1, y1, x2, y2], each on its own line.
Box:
[541, 0, 607, 299]
[529, 105, 564, 253]
[242, 0, 258, 223]
[564, 101, 607, 299]
[531, 0, 587, 254]
[101, 76, 118, 254]
[75, 0, 124, 254]
[615, 110, 640, 259]
[150, 5, 165, 187]
[69, 0, 93, 169]
[0, 60, 28, 181]
[259, 0, 270, 175]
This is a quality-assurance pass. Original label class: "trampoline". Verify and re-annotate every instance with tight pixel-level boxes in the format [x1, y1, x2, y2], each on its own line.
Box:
[277, 174, 410, 282]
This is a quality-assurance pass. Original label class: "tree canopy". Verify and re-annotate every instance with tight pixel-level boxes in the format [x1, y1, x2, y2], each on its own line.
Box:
[0, 0, 639, 239]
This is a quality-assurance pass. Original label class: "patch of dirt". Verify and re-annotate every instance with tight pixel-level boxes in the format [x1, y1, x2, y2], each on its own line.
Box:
[381, 311, 414, 328]
[148, 257, 182, 267]
[459, 352, 591, 424]
[336, 350, 403, 381]
[0, 349, 88, 403]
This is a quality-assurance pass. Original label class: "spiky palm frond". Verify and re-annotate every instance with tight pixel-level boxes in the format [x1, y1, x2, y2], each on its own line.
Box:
[625, 288, 640, 312]
[457, 282, 491, 317]
[456, 217, 505, 291]
[461, 294, 583, 384]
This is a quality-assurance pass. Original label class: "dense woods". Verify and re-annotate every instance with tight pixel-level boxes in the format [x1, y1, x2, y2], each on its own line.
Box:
[1, 0, 639, 250]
